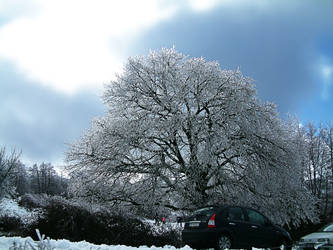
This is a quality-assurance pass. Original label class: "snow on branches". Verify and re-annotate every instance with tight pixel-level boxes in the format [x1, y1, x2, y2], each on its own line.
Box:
[66, 48, 317, 226]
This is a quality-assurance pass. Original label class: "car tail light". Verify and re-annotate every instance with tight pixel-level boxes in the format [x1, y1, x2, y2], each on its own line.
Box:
[208, 213, 216, 228]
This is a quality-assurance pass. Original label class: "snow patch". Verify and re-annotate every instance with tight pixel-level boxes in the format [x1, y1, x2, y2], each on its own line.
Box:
[0, 236, 193, 250]
[0, 198, 31, 218]
[0, 198, 41, 225]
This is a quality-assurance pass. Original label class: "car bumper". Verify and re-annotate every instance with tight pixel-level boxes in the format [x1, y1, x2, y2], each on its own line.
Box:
[182, 229, 218, 248]
[297, 243, 333, 250]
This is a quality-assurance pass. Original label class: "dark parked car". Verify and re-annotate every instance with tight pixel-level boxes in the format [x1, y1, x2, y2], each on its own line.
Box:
[182, 205, 292, 250]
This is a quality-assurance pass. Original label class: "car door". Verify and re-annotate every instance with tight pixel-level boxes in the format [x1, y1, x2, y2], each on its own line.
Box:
[224, 206, 251, 248]
[244, 208, 278, 248]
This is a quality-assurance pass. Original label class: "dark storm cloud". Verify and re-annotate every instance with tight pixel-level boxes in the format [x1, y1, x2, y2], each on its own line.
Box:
[133, 0, 333, 118]
[0, 61, 105, 165]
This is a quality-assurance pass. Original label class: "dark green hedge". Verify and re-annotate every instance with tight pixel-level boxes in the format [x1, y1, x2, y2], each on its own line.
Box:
[23, 197, 183, 247]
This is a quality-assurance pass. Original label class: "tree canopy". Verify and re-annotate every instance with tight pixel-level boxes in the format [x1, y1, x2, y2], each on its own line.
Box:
[66, 48, 316, 226]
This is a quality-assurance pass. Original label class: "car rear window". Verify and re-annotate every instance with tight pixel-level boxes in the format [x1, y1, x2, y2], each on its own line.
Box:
[190, 207, 215, 220]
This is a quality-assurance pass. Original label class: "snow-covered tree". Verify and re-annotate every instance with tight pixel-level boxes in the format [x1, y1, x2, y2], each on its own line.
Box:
[29, 162, 68, 195]
[12, 161, 30, 196]
[0, 147, 21, 198]
[66, 48, 316, 226]
[299, 122, 333, 216]
[327, 123, 333, 213]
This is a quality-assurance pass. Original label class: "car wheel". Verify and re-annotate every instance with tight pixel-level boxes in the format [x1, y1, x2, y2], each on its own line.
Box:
[215, 235, 232, 250]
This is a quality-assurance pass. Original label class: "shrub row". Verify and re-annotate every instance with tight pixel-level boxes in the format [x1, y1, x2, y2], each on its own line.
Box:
[18, 195, 183, 247]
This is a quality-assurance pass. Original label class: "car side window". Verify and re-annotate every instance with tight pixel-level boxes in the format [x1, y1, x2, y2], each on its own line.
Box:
[228, 207, 245, 221]
[247, 209, 266, 226]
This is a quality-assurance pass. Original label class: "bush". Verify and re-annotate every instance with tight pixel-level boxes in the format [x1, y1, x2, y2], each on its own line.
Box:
[288, 220, 328, 241]
[18, 194, 49, 210]
[150, 224, 184, 248]
[23, 197, 183, 247]
[0, 215, 23, 231]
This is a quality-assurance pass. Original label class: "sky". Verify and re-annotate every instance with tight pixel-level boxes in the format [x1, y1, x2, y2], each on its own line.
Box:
[0, 0, 332, 167]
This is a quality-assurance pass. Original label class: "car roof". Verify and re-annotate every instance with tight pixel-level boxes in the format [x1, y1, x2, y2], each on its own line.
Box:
[192, 205, 264, 213]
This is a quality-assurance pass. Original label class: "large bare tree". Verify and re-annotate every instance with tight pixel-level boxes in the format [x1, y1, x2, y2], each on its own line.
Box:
[67, 48, 316, 226]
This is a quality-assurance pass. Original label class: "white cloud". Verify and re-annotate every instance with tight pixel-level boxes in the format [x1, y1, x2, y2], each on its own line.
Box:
[319, 62, 333, 100]
[186, 0, 275, 12]
[0, 0, 231, 95]
[322, 65, 333, 79]
[0, 0, 177, 94]
[0, 0, 41, 19]
[187, 0, 221, 11]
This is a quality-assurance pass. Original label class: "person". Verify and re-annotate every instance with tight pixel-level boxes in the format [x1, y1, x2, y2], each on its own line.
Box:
[154, 213, 159, 225]
[176, 216, 182, 224]
[161, 216, 166, 224]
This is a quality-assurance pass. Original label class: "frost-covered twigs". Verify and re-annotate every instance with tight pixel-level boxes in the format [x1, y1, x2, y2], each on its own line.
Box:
[66, 48, 318, 226]
[35, 229, 54, 250]
[9, 229, 54, 250]
[0, 147, 21, 199]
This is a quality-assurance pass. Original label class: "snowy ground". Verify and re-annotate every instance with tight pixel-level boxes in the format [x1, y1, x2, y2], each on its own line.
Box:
[0, 236, 193, 250]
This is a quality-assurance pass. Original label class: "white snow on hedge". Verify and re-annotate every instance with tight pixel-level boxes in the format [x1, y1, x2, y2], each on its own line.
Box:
[0, 236, 193, 250]
[0, 198, 41, 225]
[0, 198, 31, 218]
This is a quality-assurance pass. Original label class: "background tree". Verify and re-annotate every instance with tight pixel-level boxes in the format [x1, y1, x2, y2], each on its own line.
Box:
[67, 48, 317, 226]
[300, 122, 333, 216]
[0, 147, 21, 198]
[12, 161, 30, 196]
[29, 162, 68, 195]
[327, 123, 333, 213]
